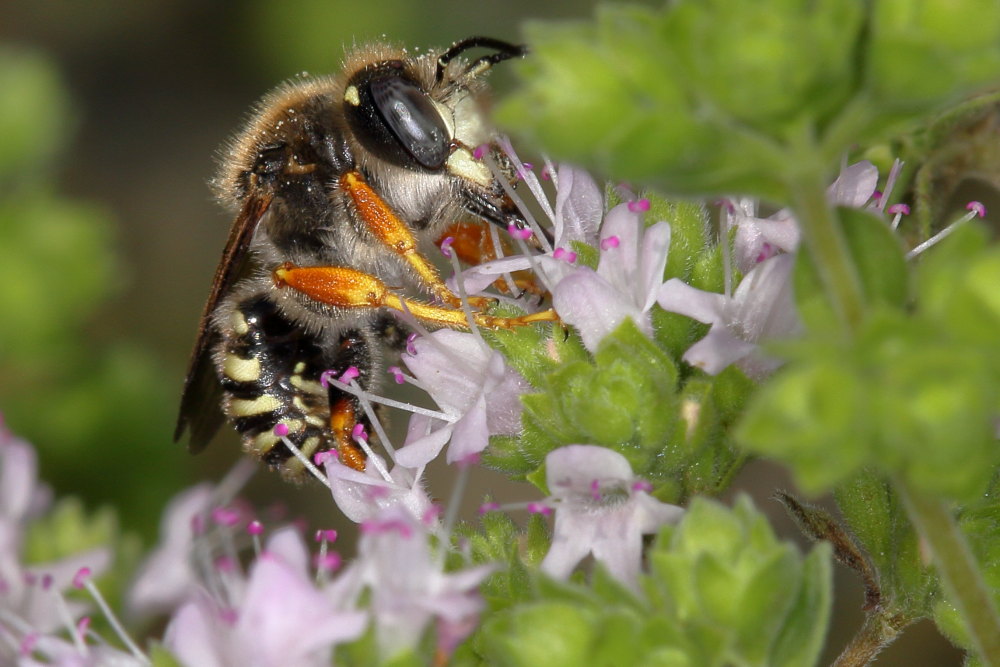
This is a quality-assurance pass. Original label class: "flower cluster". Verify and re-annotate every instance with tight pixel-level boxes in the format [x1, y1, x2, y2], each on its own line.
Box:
[5, 145, 991, 666]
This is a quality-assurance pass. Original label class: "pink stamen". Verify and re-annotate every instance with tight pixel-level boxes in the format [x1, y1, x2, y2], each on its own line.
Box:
[887, 203, 910, 216]
[601, 235, 620, 251]
[215, 555, 235, 573]
[212, 506, 241, 527]
[522, 162, 533, 170]
[314, 450, 337, 465]
[76, 616, 91, 640]
[351, 423, 368, 442]
[247, 520, 263, 536]
[40, 574, 53, 591]
[440, 236, 455, 258]
[872, 190, 883, 201]
[507, 223, 533, 240]
[478, 501, 501, 514]
[473, 143, 488, 160]
[340, 366, 360, 383]
[406, 332, 419, 355]
[314, 552, 343, 572]
[273, 422, 289, 437]
[628, 198, 650, 212]
[541, 165, 551, 180]
[320, 370, 336, 388]
[590, 478, 602, 501]
[966, 201, 987, 218]
[73, 567, 91, 589]
[632, 479, 653, 493]
[314, 529, 339, 543]
[527, 502, 553, 516]
[387, 366, 405, 384]
[553, 247, 577, 263]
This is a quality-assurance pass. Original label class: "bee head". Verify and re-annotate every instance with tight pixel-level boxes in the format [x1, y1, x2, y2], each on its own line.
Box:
[342, 38, 525, 174]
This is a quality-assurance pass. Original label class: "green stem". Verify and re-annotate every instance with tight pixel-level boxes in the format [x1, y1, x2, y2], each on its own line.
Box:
[786, 167, 866, 332]
[894, 477, 1000, 666]
[831, 609, 910, 667]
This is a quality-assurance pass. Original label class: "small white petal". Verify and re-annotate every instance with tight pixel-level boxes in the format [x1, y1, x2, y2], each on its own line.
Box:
[554, 269, 646, 352]
[394, 423, 454, 469]
[555, 164, 603, 247]
[828, 161, 878, 207]
[682, 326, 758, 375]
[657, 279, 727, 325]
[638, 221, 672, 311]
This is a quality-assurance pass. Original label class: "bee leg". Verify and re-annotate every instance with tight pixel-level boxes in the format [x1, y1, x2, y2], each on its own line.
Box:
[436, 221, 547, 297]
[339, 170, 493, 309]
[325, 330, 378, 472]
[274, 263, 559, 330]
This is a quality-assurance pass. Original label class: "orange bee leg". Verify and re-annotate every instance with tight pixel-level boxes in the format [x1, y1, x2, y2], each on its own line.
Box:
[340, 170, 493, 309]
[273, 263, 558, 330]
[328, 395, 367, 472]
[437, 221, 547, 297]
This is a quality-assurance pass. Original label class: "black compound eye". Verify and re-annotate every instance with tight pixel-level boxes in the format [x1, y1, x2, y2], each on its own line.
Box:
[369, 76, 451, 169]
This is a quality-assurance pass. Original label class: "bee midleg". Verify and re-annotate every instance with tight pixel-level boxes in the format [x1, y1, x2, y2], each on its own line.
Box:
[339, 170, 493, 309]
[436, 220, 546, 297]
[273, 264, 560, 331]
[324, 329, 380, 472]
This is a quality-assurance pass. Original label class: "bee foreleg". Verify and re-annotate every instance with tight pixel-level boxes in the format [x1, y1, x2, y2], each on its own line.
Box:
[340, 170, 494, 309]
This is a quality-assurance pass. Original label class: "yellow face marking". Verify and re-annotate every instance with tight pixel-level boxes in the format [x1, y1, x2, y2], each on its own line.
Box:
[223, 354, 262, 383]
[228, 394, 281, 417]
[344, 85, 360, 107]
[293, 362, 307, 374]
[446, 149, 491, 187]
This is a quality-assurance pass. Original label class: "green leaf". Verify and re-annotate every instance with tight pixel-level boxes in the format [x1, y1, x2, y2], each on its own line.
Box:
[480, 603, 596, 667]
[149, 644, 183, 667]
[794, 206, 908, 331]
[770, 543, 833, 667]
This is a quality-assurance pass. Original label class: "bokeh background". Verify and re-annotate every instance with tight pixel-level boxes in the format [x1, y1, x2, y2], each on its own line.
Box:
[0, 0, 963, 662]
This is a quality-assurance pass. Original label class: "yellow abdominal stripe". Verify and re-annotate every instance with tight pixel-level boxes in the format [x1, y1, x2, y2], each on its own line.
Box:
[223, 354, 262, 383]
[229, 394, 281, 417]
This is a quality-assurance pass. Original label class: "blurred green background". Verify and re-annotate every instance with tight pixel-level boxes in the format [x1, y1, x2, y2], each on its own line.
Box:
[0, 0, 962, 662]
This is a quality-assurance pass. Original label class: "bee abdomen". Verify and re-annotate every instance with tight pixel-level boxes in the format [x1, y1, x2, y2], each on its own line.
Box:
[216, 294, 334, 477]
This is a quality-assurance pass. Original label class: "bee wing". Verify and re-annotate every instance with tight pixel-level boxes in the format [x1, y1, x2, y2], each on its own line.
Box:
[174, 192, 274, 452]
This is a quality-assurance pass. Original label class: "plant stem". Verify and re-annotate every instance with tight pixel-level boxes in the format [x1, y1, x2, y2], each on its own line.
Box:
[894, 477, 1000, 666]
[832, 609, 909, 667]
[786, 167, 866, 333]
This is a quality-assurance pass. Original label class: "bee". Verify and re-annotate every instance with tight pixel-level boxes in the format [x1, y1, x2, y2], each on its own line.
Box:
[174, 37, 556, 480]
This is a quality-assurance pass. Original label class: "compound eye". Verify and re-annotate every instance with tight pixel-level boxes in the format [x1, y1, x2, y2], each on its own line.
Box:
[369, 76, 450, 169]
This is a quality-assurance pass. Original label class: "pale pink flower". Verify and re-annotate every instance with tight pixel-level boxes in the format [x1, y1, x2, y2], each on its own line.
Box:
[657, 253, 800, 379]
[396, 330, 529, 467]
[356, 509, 493, 659]
[540, 445, 683, 588]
